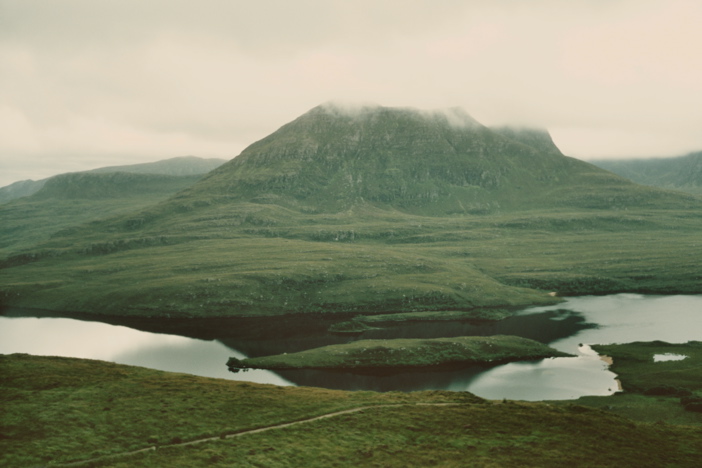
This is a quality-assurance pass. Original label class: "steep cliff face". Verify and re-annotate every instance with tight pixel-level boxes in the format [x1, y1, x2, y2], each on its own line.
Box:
[178, 104, 673, 214]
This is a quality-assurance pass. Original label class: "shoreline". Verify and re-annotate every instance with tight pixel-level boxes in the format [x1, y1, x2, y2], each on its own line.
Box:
[598, 354, 623, 391]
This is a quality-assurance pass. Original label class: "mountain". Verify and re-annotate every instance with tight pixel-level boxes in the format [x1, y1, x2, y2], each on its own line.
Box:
[592, 152, 702, 194]
[0, 156, 226, 204]
[0, 179, 47, 204]
[179, 104, 683, 214]
[0, 104, 701, 319]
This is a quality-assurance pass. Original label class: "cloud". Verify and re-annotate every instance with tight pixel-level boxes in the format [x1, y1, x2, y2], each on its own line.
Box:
[1, 0, 702, 185]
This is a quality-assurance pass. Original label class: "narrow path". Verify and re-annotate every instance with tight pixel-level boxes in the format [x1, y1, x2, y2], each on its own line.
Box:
[54, 402, 463, 467]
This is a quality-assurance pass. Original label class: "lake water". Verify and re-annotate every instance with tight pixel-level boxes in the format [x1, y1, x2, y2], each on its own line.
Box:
[1, 294, 700, 401]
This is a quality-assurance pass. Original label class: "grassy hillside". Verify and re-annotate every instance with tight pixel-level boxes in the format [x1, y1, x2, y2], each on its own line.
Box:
[0, 173, 204, 257]
[3, 354, 702, 467]
[0, 155, 226, 204]
[1, 204, 700, 318]
[0, 105, 701, 318]
[0, 178, 47, 204]
[592, 152, 702, 194]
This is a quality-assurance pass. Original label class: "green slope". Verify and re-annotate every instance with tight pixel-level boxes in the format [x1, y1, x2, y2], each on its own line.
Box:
[0, 172, 204, 257]
[0, 155, 226, 204]
[2, 354, 701, 467]
[592, 152, 702, 194]
[0, 104, 701, 318]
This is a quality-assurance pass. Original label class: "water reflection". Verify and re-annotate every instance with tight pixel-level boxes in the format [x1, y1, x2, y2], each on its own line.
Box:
[0, 316, 293, 386]
[1, 293, 700, 401]
[219, 309, 595, 358]
[521, 294, 702, 353]
[275, 366, 487, 393]
[463, 346, 618, 401]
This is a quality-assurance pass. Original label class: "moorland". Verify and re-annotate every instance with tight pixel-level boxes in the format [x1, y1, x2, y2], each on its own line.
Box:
[1, 351, 701, 467]
[1, 104, 702, 466]
[1, 104, 701, 322]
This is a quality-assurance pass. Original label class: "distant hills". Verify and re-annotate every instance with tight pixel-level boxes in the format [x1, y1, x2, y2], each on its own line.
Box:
[86, 155, 227, 176]
[0, 104, 700, 318]
[0, 156, 226, 256]
[592, 152, 702, 194]
[0, 156, 226, 204]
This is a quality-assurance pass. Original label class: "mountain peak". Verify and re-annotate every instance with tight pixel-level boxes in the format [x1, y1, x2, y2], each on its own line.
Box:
[303, 102, 483, 129]
[182, 102, 621, 214]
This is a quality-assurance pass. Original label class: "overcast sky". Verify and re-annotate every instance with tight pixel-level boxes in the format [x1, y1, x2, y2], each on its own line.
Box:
[2, 0, 702, 187]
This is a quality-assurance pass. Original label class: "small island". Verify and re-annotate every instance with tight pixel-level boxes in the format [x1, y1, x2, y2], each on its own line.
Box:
[227, 335, 570, 372]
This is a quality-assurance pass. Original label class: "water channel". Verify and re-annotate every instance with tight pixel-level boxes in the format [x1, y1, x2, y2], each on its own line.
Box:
[1, 294, 700, 401]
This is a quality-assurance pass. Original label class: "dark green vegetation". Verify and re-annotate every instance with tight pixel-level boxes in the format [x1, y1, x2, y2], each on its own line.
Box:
[227, 335, 569, 371]
[1, 104, 701, 318]
[593, 341, 702, 396]
[331, 308, 515, 333]
[0, 157, 226, 257]
[561, 341, 702, 426]
[592, 151, 702, 194]
[3, 354, 702, 467]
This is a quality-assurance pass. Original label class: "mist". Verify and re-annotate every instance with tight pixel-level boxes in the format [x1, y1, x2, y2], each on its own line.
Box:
[2, 0, 702, 186]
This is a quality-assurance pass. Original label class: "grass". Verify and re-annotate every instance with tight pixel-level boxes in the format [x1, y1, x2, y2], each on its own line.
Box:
[0, 172, 204, 257]
[228, 335, 570, 370]
[591, 341, 702, 394]
[555, 341, 702, 426]
[2, 206, 702, 319]
[2, 354, 702, 467]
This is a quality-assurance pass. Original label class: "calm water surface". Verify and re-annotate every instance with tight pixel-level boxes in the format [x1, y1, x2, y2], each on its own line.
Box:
[1, 294, 700, 401]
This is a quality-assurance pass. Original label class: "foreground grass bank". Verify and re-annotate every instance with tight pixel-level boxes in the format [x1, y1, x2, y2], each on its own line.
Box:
[227, 335, 570, 371]
[2, 354, 702, 467]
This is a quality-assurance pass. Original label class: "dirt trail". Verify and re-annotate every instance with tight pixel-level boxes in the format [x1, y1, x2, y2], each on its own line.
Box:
[56, 403, 462, 467]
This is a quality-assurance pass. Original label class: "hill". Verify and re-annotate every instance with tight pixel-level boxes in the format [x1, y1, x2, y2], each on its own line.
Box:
[179, 104, 687, 214]
[0, 178, 47, 204]
[2, 354, 701, 467]
[0, 172, 204, 257]
[0, 104, 701, 319]
[87, 155, 227, 177]
[592, 152, 702, 194]
[0, 156, 226, 204]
